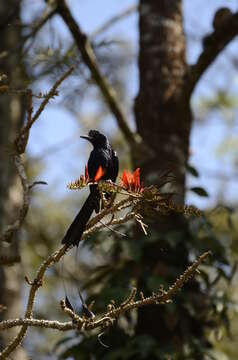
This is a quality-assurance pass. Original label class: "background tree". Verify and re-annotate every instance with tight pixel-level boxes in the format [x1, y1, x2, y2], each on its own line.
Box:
[0, 1, 28, 359]
[1, 1, 238, 359]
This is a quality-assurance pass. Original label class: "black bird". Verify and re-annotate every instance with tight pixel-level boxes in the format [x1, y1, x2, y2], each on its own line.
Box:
[62, 130, 119, 247]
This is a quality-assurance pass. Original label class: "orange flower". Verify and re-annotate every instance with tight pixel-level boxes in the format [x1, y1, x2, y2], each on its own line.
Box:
[121, 168, 143, 193]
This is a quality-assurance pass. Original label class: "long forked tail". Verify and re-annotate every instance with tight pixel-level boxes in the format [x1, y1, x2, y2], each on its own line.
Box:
[62, 190, 99, 247]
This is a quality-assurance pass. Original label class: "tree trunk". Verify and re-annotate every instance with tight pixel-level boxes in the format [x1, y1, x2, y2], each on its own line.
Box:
[135, 0, 190, 195]
[0, 1, 27, 358]
[134, 0, 203, 356]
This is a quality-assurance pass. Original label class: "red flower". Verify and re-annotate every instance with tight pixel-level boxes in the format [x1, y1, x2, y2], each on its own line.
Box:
[121, 168, 143, 193]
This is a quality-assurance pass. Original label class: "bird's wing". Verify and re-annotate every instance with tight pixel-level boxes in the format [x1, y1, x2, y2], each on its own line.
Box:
[87, 149, 108, 179]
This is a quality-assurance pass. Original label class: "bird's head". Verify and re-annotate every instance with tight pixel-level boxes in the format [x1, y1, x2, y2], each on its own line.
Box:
[80, 130, 109, 148]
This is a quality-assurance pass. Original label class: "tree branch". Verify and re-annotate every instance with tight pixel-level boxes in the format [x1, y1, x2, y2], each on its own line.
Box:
[0, 252, 210, 339]
[0, 318, 73, 332]
[55, 0, 136, 148]
[0, 196, 132, 357]
[0, 171, 207, 358]
[35, 4, 137, 88]
[15, 65, 75, 154]
[188, 10, 238, 94]
[0, 244, 69, 359]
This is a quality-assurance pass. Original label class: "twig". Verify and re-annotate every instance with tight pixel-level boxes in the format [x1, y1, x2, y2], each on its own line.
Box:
[0, 245, 69, 359]
[86, 211, 135, 236]
[0, 197, 135, 355]
[15, 66, 75, 154]
[104, 251, 211, 319]
[30, 66, 74, 127]
[23, 6, 57, 53]
[36, 4, 137, 92]
[85, 197, 131, 231]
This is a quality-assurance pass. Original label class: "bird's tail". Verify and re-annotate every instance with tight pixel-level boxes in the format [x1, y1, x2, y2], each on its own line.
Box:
[62, 188, 99, 247]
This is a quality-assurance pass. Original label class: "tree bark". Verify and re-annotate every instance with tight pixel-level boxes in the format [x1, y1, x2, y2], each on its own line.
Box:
[134, 0, 202, 355]
[0, 1, 27, 358]
[135, 0, 190, 195]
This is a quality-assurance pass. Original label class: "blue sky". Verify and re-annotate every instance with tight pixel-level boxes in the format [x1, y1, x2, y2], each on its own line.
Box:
[23, 0, 238, 209]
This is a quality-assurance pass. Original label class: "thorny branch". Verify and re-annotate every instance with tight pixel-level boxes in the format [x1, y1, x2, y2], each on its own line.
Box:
[0, 251, 210, 359]
[0, 170, 205, 359]
[15, 65, 75, 154]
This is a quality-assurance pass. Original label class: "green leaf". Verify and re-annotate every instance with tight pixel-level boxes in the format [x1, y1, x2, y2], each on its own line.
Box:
[186, 163, 199, 177]
[190, 187, 209, 197]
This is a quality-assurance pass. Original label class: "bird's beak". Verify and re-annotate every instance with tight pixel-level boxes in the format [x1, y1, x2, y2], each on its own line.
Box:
[80, 135, 92, 142]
